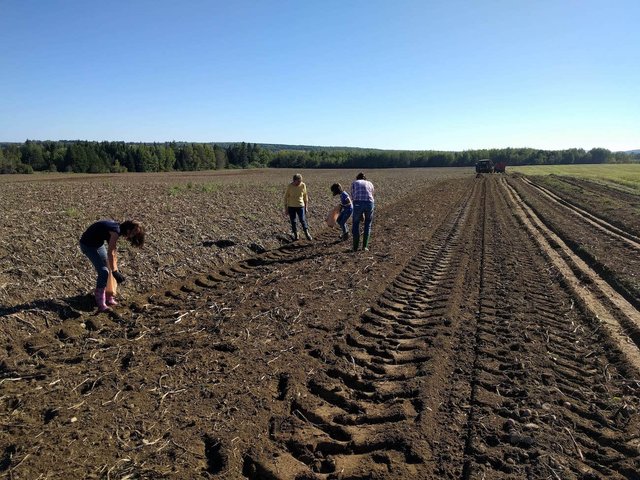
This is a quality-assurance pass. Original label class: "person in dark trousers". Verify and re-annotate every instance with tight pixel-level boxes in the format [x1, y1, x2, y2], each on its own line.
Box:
[284, 173, 312, 241]
[79, 220, 145, 311]
[350, 172, 375, 251]
[330, 183, 353, 241]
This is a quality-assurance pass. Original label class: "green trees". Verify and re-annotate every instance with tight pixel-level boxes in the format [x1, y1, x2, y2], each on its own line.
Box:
[0, 147, 14, 174]
[214, 144, 227, 169]
[0, 145, 22, 173]
[226, 142, 249, 168]
[160, 144, 176, 171]
[64, 144, 88, 172]
[20, 141, 46, 170]
[0, 141, 637, 174]
[589, 148, 611, 164]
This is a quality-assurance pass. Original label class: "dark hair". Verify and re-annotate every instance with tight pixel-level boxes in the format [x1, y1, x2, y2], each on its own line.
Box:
[120, 220, 145, 248]
[330, 183, 343, 195]
[293, 173, 302, 181]
[356, 172, 366, 180]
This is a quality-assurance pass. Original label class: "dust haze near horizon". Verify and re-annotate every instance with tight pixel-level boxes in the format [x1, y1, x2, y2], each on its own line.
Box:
[1, 0, 638, 152]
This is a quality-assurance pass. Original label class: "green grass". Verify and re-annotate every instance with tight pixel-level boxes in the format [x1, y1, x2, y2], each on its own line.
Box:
[199, 182, 220, 193]
[509, 164, 640, 192]
[64, 206, 81, 217]
[168, 185, 186, 196]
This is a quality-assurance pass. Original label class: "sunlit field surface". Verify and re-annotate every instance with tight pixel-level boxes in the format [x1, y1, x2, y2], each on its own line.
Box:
[510, 163, 640, 192]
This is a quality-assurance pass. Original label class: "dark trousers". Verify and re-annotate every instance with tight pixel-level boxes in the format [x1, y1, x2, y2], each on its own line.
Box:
[288, 207, 308, 233]
[337, 209, 352, 235]
[352, 201, 374, 238]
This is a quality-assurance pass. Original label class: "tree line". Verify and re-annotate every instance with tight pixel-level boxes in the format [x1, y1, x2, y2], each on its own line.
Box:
[0, 140, 637, 174]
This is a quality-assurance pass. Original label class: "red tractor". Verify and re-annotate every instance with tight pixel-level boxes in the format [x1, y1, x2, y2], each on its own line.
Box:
[494, 162, 506, 173]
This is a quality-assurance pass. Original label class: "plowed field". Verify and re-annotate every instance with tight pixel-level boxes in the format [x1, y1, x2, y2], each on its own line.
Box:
[1, 169, 639, 479]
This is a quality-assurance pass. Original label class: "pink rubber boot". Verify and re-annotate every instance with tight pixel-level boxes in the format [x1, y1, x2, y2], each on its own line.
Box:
[95, 288, 110, 312]
[106, 293, 118, 306]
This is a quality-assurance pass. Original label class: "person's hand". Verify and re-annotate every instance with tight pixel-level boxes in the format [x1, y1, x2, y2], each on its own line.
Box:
[112, 270, 126, 284]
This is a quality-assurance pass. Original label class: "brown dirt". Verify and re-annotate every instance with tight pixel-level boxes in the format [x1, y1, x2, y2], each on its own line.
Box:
[531, 174, 640, 237]
[1, 170, 639, 479]
[508, 176, 640, 309]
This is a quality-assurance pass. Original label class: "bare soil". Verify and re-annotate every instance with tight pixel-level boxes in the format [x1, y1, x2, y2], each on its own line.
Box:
[531, 174, 640, 237]
[1, 170, 639, 479]
[509, 175, 640, 309]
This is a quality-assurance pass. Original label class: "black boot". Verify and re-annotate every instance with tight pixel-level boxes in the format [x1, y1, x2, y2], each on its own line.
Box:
[352, 235, 360, 252]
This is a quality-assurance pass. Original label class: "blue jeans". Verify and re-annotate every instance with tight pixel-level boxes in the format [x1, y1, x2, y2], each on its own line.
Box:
[337, 208, 352, 235]
[288, 207, 308, 233]
[80, 242, 109, 289]
[352, 201, 374, 238]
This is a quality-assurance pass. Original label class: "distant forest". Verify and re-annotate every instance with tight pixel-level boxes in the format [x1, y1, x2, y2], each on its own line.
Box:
[0, 140, 638, 174]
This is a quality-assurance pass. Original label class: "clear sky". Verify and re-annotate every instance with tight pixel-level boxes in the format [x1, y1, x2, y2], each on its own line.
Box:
[1, 0, 638, 151]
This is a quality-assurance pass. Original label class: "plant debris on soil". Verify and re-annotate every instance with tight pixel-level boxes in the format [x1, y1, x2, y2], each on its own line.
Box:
[1, 168, 639, 479]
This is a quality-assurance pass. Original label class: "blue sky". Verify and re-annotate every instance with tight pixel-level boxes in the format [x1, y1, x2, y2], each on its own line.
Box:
[1, 0, 638, 150]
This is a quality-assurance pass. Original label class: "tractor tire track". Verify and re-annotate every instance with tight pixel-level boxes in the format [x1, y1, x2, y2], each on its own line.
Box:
[243, 180, 482, 479]
[244, 175, 640, 479]
[0, 179, 471, 479]
[460, 177, 640, 479]
[3, 175, 639, 479]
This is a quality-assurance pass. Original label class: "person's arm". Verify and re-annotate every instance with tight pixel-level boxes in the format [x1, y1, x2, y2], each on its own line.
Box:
[303, 185, 309, 211]
[108, 231, 127, 283]
[107, 231, 119, 272]
[283, 185, 290, 215]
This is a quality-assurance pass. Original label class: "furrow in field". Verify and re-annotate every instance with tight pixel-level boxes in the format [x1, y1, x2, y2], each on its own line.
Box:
[521, 176, 640, 249]
[509, 176, 640, 310]
[459, 176, 640, 478]
[243, 182, 481, 479]
[502, 176, 640, 368]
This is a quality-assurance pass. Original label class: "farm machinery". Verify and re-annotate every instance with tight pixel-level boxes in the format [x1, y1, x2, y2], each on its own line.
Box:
[475, 159, 507, 174]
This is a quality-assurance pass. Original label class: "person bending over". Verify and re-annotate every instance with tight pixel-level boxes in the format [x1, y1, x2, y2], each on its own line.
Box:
[330, 183, 353, 241]
[79, 219, 145, 311]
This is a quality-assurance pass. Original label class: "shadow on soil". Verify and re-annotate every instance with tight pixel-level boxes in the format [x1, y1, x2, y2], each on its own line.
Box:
[0, 294, 95, 320]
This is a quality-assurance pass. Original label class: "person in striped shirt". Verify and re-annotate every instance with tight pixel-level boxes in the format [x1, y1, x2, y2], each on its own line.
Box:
[350, 172, 375, 251]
